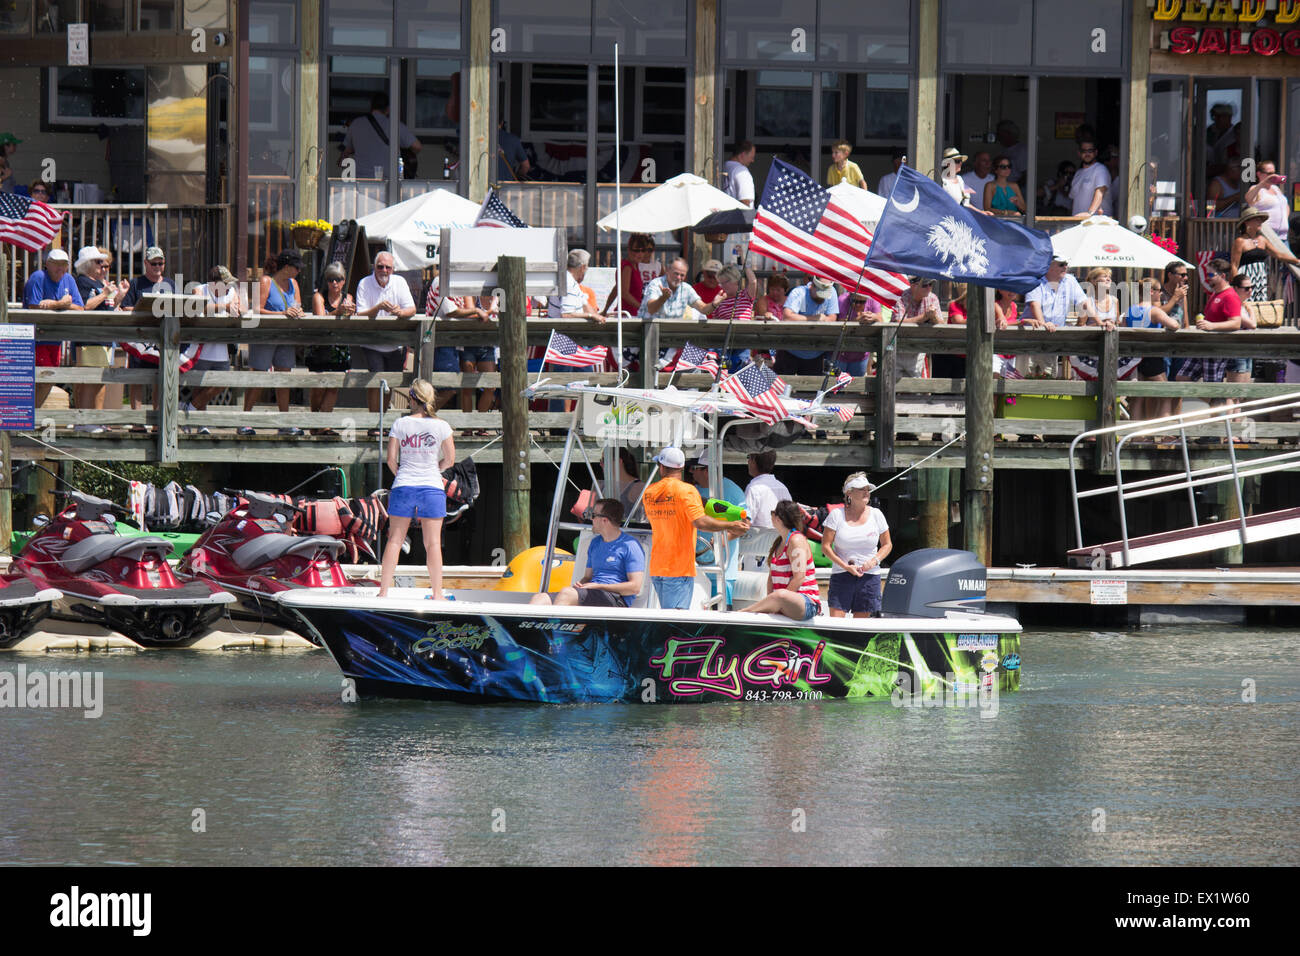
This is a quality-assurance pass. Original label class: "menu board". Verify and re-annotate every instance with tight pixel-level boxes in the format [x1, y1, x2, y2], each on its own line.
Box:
[0, 325, 35, 430]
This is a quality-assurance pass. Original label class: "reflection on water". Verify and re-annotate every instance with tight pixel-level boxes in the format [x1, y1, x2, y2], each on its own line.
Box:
[1, 628, 1297, 866]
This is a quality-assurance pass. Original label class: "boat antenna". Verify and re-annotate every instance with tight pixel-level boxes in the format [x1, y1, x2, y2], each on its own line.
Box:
[613, 42, 627, 386]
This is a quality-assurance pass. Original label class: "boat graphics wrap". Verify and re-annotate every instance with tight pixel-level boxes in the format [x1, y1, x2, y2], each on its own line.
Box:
[292, 604, 1021, 703]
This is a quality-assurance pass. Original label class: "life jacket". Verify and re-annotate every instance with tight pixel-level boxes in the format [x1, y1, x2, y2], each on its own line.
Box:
[292, 496, 363, 562]
[800, 502, 843, 543]
[145, 481, 185, 530]
[342, 495, 389, 563]
[441, 457, 480, 517]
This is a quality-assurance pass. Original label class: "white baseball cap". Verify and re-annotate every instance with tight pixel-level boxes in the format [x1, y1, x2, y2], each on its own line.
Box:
[45, 248, 69, 263]
[654, 447, 686, 469]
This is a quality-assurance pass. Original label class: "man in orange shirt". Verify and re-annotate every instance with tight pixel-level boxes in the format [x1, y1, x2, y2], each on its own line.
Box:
[642, 447, 751, 610]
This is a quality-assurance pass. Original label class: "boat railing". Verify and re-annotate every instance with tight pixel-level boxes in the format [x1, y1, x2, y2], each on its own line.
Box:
[1068, 390, 1300, 567]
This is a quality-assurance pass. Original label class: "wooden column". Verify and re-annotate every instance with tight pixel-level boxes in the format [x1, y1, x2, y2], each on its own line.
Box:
[963, 286, 993, 564]
[498, 256, 530, 559]
[158, 310, 180, 464]
[1095, 328, 1118, 472]
[234, 0, 251, 277]
[917, 468, 949, 551]
[1126, 0, 1151, 223]
[467, 0, 492, 202]
[297, 0, 321, 221]
[1216, 481, 1245, 566]
[914, 0, 940, 177]
[691, 0, 718, 271]
[641, 320, 660, 390]
[874, 326, 896, 470]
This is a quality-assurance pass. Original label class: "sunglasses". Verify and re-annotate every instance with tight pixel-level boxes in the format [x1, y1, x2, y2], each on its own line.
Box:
[374, 265, 393, 271]
[146, 259, 165, 266]
[1079, 147, 1097, 154]
[591, 513, 608, 521]
[996, 164, 1011, 169]
[327, 276, 344, 282]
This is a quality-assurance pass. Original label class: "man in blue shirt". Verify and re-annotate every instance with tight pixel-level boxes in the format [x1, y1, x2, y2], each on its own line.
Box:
[24, 248, 84, 406]
[530, 498, 646, 608]
[777, 275, 838, 375]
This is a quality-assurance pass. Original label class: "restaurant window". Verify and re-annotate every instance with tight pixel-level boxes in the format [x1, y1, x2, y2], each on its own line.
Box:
[818, 0, 910, 66]
[326, 56, 388, 135]
[752, 71, 838, 144]
[248, 0, 294, 45]
[35, 0, 72, 31]
[90, 0, 128, 31]
[1031, 0, 1122, 71]
[1147, 78, 1186, 219]
[524, 64, 614, 140]
[942, 73, 1028, 211]
[0, 0, 32, 34]
[594, 0, 685, 59]
[1035, 77, 1123, 218]
[182, 0, 226, 30]
[248, 55, 295, 177]
[398, 0, 461, 51]
[48, 67, 147, 126]
[138, 0, 176, 30]
[1287, 80, 1300, 199]
[722, 0, 814, 63]
[327, 0, 393, 48]
[412, 59, 458, 136]
[943, 1, 1030, 68]
[496, 0, 591, 56]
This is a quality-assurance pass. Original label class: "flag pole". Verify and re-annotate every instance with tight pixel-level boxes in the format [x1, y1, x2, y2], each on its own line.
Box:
[534, 329, 555, 386]
[613, 42, 626, 386]
[713, 319, 735, 387]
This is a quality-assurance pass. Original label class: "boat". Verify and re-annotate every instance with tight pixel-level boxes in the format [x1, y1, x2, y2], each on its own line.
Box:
[281, 381, 1021, 703]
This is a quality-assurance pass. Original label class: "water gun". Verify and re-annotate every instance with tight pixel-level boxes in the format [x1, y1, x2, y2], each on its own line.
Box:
[705, 499, 747, 521]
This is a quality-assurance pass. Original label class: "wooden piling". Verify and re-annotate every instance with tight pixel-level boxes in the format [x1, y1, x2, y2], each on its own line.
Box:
[158, 309, 179, 464]
[917, 468, 949, 550]
[875, 326, 896, 470]
[0, 251, 10, 551]
[1096, 327, 1118, 472]
[498, 255, 531, 560]
[963, 287, 994, 564]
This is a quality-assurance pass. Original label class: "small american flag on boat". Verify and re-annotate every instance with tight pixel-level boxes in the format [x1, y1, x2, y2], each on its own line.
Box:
[543, 331, 609, 368]
[474, 188, 526, 229]
[829, 405, 855, 423]
[673, 342, 720, 377]
[720, 363, 788, 424]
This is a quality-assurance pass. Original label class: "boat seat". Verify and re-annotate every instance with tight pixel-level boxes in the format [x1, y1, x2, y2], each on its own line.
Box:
[61, 534, 174, 574]
[232, 533, 345, 570]
[572, 527, 659, 608]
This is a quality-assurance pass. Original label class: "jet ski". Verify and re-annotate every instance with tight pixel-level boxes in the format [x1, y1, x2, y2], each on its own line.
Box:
[0, 572, 62, 649]
[177, 489, 378, 638]
[14, 492, 234, 646]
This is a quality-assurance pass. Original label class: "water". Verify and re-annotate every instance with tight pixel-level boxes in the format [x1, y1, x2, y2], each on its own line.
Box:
[2, 628, 1297, 866]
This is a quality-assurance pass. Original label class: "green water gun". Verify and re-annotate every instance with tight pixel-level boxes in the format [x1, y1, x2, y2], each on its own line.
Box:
[705, 499, 747, 521]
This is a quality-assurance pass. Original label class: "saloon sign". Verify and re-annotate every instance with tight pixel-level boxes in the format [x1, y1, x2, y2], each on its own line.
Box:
[1155, 0, 1300, 55]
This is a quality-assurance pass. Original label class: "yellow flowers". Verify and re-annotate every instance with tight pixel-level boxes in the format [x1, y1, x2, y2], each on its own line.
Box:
[289, 219, 333, 233]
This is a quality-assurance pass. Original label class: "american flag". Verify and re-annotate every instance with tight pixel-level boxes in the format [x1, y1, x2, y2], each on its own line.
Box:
[543, 331, 609, 368]
[474, 188, 526, 229]
[829, 370, 853, 393]
[670, 342, 720, 377]
[1195, 250, 1221, 294]
[751, 159, 908, 304]
[829, 405, 855, 423]
[720, 362, 788, 424]
[0, 193, 65, 251]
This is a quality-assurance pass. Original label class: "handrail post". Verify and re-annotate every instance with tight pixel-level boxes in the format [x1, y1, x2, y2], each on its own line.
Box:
[641, 317, 659, 390]
[0, 250, 11, 553]
[875, 325, 895, 470]
[498, 255, 531, 562]
[158, 307, 179, 464]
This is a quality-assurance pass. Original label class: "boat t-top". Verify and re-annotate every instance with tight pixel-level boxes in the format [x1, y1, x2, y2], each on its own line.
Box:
[281, 378, 1021, 704]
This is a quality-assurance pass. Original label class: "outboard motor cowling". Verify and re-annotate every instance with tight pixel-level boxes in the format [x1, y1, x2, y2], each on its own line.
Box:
[881, 548, 986, 618]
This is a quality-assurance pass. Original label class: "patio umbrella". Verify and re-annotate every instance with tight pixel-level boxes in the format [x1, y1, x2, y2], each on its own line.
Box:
[827, 183, 887, 226]
[1051, 215, 1192, 270]
[356, 188, 482, 271]
[693, 207, 755, 233]
[596, 173, 746, 232]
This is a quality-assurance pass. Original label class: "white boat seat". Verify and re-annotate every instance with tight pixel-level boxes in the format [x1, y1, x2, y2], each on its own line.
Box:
[232, 534, 345, 570]
[61, 534, 174, 574]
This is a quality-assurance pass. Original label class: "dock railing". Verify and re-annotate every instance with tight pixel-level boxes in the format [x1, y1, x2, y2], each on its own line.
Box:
[9, 305, 1300, 469]
[1069, 390, 1300, 568]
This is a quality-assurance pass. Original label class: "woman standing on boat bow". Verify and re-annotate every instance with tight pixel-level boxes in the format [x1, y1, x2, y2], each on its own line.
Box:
[378, 379, 455, 599]
[820, 473, 891, 618]
[746, 500, 822, 621]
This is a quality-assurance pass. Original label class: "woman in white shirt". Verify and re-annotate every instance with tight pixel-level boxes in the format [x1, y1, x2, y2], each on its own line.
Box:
[379, 379, 456, 599]
[820, 473, 891, 618]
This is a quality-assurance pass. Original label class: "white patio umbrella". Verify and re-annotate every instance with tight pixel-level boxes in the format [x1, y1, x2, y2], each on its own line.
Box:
[596, 173, 746, 233]
[356, 188, 482, 271]
[828, 182, 887, 227]
[1051, 215, 1192, 270]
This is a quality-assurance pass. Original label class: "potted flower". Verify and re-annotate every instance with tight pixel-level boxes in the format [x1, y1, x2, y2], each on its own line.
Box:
[290, 218, 333, 250]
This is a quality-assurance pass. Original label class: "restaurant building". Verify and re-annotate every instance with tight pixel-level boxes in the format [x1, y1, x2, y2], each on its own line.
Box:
[1, 1, 1297, 292]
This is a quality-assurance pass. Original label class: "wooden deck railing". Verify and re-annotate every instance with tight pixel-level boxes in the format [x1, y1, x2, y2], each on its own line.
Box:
[11, 304, 1300, 473]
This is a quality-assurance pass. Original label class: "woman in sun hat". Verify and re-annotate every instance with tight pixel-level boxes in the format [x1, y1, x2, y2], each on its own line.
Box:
[820, 472, 891, 618]
[1232, 205, 1298, 303]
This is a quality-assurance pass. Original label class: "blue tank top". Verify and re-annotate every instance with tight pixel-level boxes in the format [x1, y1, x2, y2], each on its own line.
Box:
[992, 185, 1017, 211]
[265, 277, 297, 312]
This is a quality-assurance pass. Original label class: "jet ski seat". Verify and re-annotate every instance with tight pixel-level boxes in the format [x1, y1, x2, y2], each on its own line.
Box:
[61, 534, 175, 574]
[232, 534, 346, 570]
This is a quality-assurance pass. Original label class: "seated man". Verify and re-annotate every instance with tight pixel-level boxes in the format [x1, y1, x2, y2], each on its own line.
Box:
[530, 498, 645, 608]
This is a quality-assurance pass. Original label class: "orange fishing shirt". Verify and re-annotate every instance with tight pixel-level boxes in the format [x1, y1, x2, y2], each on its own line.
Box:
[641, 476, 704, 578]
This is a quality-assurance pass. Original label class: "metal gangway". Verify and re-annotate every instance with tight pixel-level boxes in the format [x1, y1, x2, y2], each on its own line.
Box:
[1068, 391, 1300, 569]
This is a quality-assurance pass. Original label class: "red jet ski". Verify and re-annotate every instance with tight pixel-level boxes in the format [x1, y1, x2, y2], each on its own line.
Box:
[178, 489, 377, 636]
[0, 572, 62, 648]
[14, 492, 234, 646]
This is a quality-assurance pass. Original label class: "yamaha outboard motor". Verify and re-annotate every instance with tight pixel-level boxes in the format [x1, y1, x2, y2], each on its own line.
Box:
[881, 548, 986, 618]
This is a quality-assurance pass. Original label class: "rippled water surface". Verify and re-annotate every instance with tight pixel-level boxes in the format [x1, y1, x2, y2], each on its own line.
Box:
[2, 628, 1297, 866]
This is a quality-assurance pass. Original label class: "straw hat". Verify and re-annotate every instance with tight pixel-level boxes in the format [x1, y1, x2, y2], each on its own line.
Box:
[941, 146, 968, 163]
[1238, 205, 1268, 226]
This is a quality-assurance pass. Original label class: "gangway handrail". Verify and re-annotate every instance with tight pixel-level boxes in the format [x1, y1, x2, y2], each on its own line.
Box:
[1069, 389, 1300, 568]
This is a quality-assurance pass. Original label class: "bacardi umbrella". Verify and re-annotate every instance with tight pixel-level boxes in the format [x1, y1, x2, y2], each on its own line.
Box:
[1051, 215, 1192, 270]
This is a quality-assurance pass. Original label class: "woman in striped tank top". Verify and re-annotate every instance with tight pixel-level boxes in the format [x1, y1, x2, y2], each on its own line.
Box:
[746, 500, 822, 621]
[712, 264, 759, 369]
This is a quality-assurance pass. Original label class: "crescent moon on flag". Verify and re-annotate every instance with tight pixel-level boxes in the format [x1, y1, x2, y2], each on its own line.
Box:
[891, 187, 919, 213]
